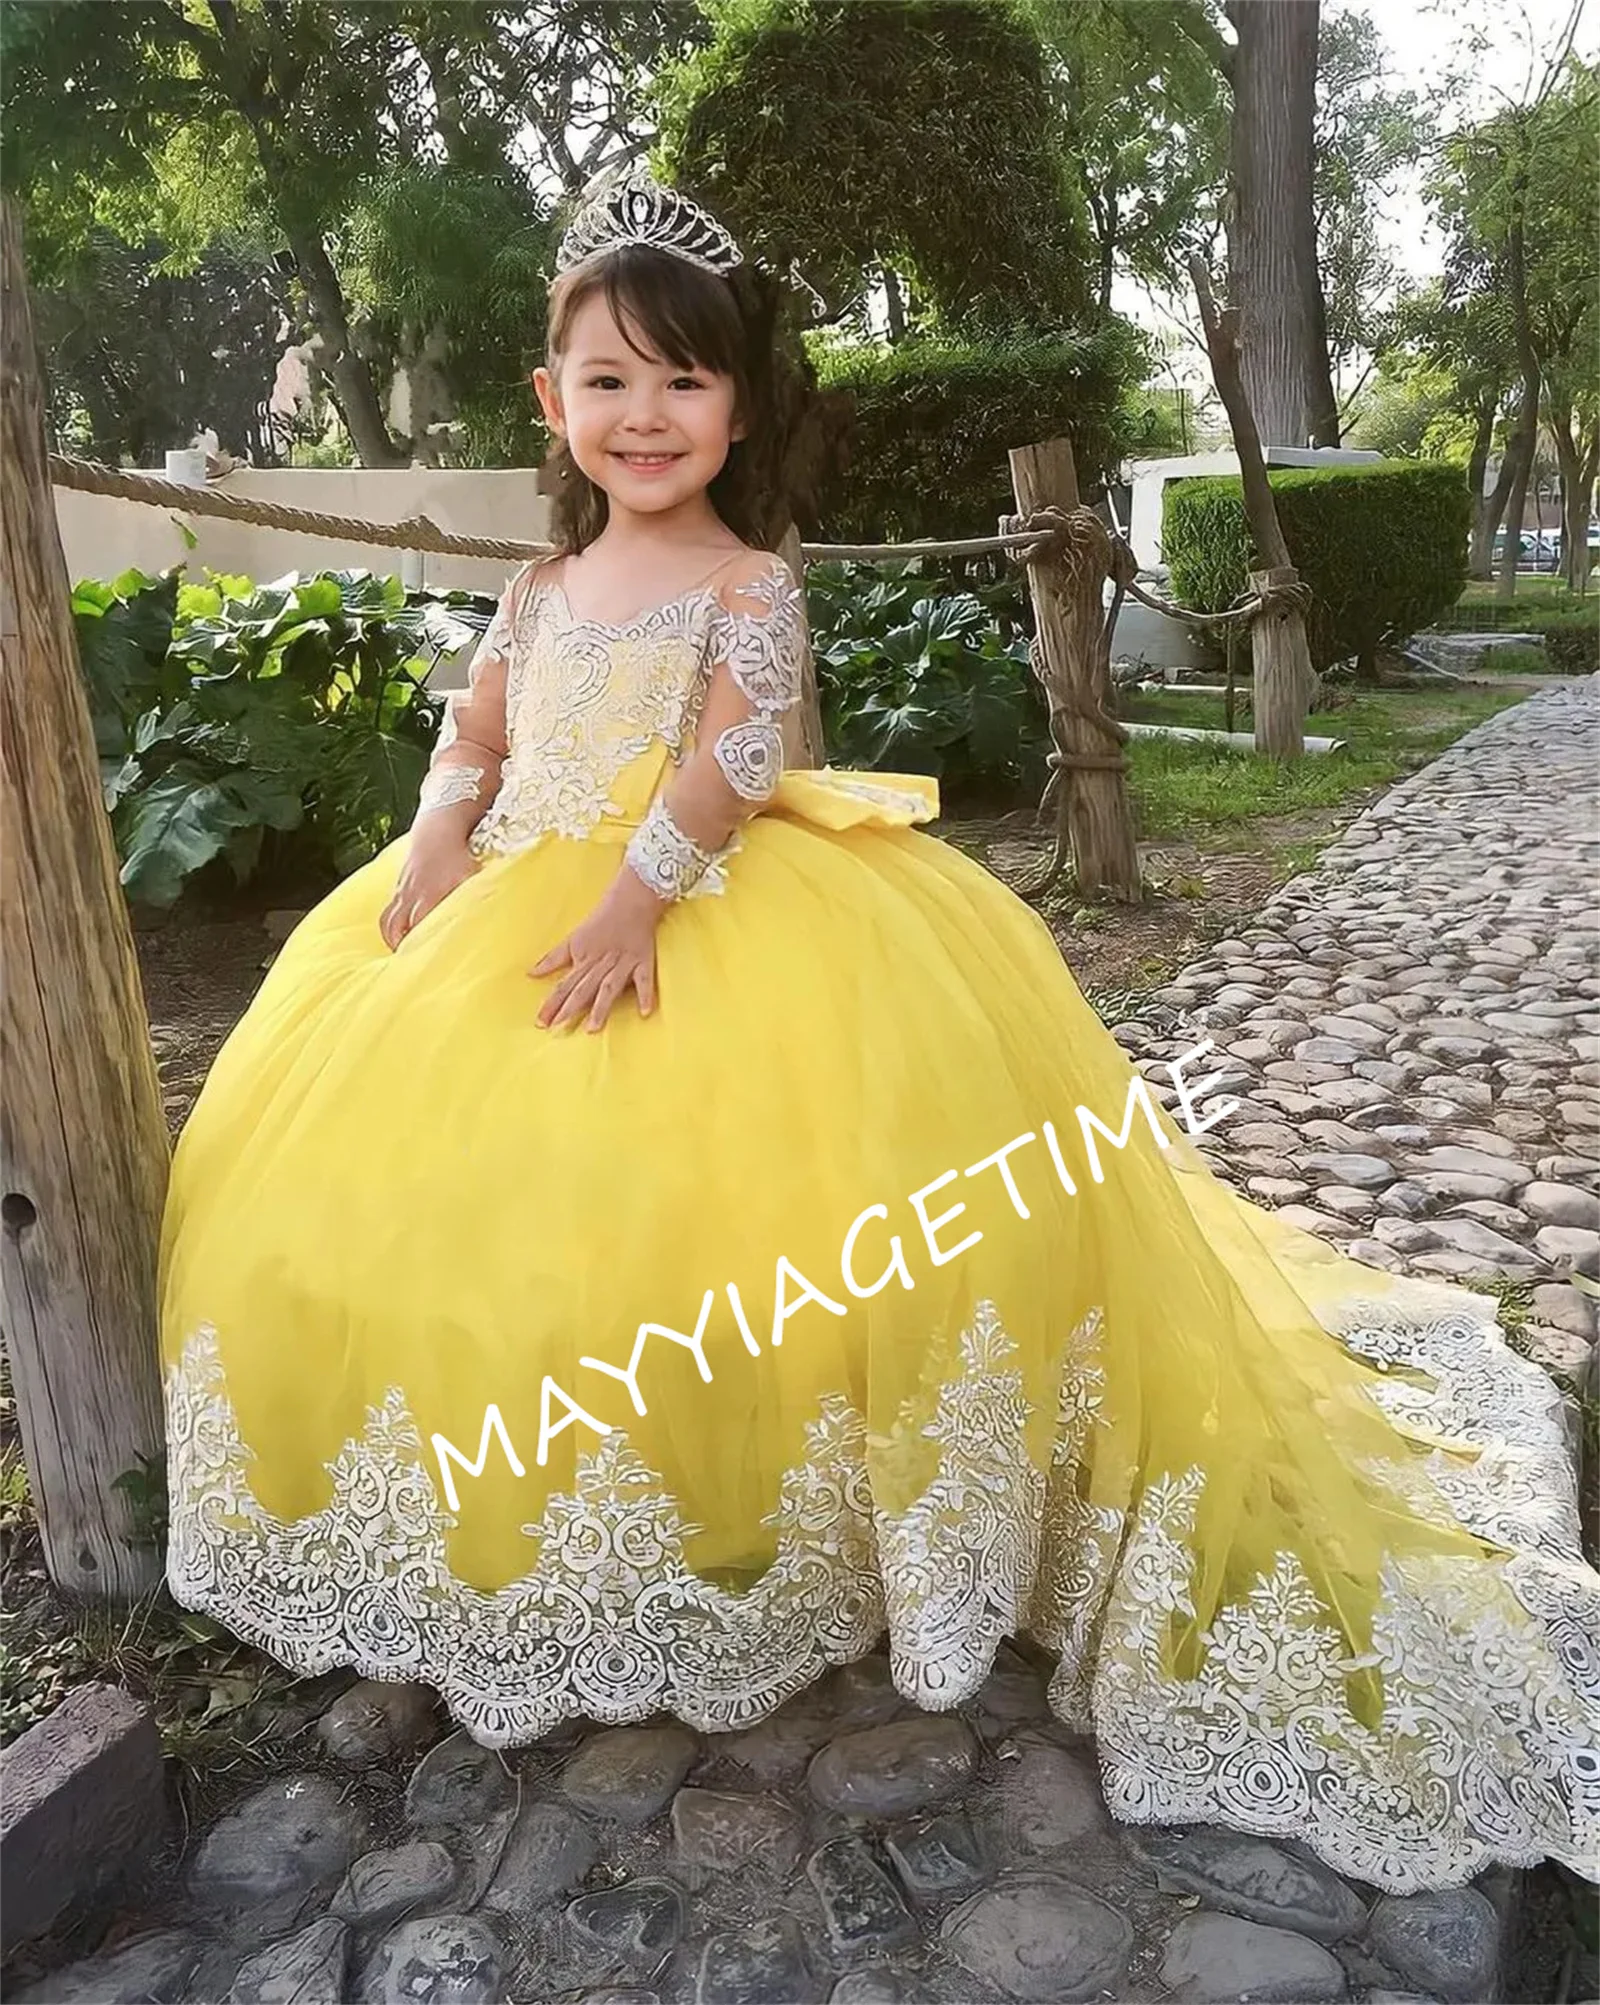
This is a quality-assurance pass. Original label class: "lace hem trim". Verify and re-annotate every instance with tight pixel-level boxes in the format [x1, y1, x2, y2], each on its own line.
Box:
[163, 1298, 1599, 1892]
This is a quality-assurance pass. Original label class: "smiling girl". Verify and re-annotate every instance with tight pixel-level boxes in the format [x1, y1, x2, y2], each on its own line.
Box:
[157, 167, 1598, 1898]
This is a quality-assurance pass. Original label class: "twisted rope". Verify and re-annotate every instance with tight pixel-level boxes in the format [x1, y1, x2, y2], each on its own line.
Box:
[49, 454, 554, 563]
[49, 454, 1064, 569]
[1007, 506, 1131, 783]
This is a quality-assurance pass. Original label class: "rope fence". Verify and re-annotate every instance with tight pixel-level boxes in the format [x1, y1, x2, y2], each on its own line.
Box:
[48, 452, 1272, 633]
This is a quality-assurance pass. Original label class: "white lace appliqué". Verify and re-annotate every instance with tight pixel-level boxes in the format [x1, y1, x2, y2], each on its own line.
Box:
[163, 1295, 1599, 1892]
[417, 765, 488, 814]
[624, 796, 715, 901]
[468, 585, 717, 860]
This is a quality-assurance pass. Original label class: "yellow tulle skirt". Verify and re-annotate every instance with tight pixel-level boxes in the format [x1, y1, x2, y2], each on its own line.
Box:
[159, 771, 1599, 1892]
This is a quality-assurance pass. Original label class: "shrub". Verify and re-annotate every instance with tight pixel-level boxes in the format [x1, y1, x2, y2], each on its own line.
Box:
[74, 567, 482, 911]
[811, 326, 1141, 545]
[1162, 461, 1472, 676]
[1530, 603, 1600, 674]
[806, 560, 1048, 799]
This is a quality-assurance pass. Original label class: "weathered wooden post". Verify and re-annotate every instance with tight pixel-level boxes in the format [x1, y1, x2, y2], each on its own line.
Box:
[0, 197, 167, 1599]
[1005, 438, 1141, 901]
[1189, 257, 1316, 758]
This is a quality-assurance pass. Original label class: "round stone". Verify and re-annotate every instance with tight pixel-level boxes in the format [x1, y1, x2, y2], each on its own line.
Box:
[316, 1680, 440, 1768]
[994, 1732, 1109, 1851]
[331, 1841, 457, 1925]
[1299, 1153, 1396, 1190]
[1158, 1911, 1348, 2001]
[1366, 1889, 1499, 2001]
[481, 1800, 598, 1912]
[226, 1918, 349, 2004]
[806, 1717, 977, 1818]
[671, 1788, 802, 1887]
[406, 1730, 517, 1833]
[1131, 1828, 1366, 1942]
[188, 1774, 371, 1908]
[561, 1724, 698, 1825]
[10, 1931, 200, 2005]
[942, 1875, 1133, 2002]
[565, 1879, 686, 1973]
[358, 1914, 504, 2005]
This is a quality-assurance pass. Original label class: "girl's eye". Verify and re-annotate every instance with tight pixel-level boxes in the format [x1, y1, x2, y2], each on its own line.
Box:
[671, 377, 705, 391]
[588, 375, 624, 390]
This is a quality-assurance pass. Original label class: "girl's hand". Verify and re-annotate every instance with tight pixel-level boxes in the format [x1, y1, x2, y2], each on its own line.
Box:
[379, 827, 477, 952]
[532, 871, 663, 1031]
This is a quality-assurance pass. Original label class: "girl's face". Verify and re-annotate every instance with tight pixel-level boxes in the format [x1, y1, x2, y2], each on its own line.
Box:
[533, 287, 746, 523]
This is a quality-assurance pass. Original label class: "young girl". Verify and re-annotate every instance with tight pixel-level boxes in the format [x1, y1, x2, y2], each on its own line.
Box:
[158, 169, 1597, 1894]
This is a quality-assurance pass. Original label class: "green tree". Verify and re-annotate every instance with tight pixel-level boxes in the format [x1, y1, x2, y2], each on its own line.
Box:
[1015, 0, 1228, 311]
[1313, 9, 1434, 408]
[1431, 54, 1599, 595]
[2, 1, 698, 465]
[656, 0, 1099, 339]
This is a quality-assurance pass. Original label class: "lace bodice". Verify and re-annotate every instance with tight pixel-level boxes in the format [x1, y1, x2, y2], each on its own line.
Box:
[419, 556, 809, 873]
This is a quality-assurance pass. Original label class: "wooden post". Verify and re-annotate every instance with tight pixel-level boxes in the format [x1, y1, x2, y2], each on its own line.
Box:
[1008, 438, 1140, 901]
[777, 520, 826, 768]
[1188, 256, 1316, 759]
[0, 197, 167, 1599]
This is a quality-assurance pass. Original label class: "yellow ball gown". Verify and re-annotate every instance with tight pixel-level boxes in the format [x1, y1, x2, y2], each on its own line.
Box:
[158, 554, 1598, 1895]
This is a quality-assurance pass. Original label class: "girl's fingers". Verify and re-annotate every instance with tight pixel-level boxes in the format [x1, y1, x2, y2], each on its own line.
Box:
[585, 964, 634, 1033]
[536, 972, 579, 1027]
[551, 970, 605, 1030]
[530, 937, 573, 978]
[541, 957, 613, 1029]
[634, 959, 657, 1018]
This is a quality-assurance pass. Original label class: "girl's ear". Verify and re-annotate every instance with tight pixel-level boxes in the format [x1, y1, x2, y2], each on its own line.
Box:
[531, 365, 564, 436]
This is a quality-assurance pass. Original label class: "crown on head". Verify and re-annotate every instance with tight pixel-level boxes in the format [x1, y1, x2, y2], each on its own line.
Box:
[554, 165, 743, 278]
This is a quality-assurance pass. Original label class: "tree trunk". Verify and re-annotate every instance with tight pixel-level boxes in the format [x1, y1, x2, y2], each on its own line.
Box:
[292, 229, 407, 468]
[0, 198, 167, 1601]
[1549, 398, 1598, 596]
[882, 265, 906, 345]
[1494, 375, 1540, 601]
[1190, 256, 1316, 757]
[1225, 0, 1330, 448]
[1465, 388, 1500, 577]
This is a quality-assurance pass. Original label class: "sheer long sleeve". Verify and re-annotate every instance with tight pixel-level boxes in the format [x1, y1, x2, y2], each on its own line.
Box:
[413, 563, 533, 832]
[623, 556, 808, 901]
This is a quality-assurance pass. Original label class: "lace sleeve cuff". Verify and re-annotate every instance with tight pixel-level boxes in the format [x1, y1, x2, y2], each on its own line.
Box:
[624, 796, 716, 901]
[417, 764, 489, 814]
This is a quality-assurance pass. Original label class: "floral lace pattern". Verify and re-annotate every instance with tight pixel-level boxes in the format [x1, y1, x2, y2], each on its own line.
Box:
[466, 563, 804, 865]
[469, 583, 713, 860]
[164, 1293, 1598, 1891]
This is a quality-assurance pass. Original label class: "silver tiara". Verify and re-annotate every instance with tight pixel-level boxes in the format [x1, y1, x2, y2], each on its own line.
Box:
[554, 166, 743, 277]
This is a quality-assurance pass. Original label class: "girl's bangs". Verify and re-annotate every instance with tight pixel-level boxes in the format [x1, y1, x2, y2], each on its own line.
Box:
[555, 246, 745, 381]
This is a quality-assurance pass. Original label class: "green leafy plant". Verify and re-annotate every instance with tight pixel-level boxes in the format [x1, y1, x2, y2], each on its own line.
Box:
[807, 561, 1049, 796]
[111, 1448, 170, 1549]
[74, 566, 481, 910]
[1163, 460, 1472, 678]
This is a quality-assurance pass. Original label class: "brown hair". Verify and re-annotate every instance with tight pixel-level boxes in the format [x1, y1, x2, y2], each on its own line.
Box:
[541, 243, 773, 554]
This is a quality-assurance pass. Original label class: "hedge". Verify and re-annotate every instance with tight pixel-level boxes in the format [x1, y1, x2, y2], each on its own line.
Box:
[811, 326, 1141, 546]
[1163, 461, 1472, 675]
[1531, 602, 1600, 674]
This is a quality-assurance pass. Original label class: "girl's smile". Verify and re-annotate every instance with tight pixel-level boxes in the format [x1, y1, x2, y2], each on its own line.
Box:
[532, 288, 746, 528]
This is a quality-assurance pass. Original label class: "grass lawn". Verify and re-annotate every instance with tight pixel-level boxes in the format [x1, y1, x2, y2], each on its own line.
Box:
[1457, 575, 1595, 606]
[1120, 684, 1525, 843]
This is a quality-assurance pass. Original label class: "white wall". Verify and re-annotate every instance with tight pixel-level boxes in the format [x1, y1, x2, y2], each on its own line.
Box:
[55, 467, 553, 609]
